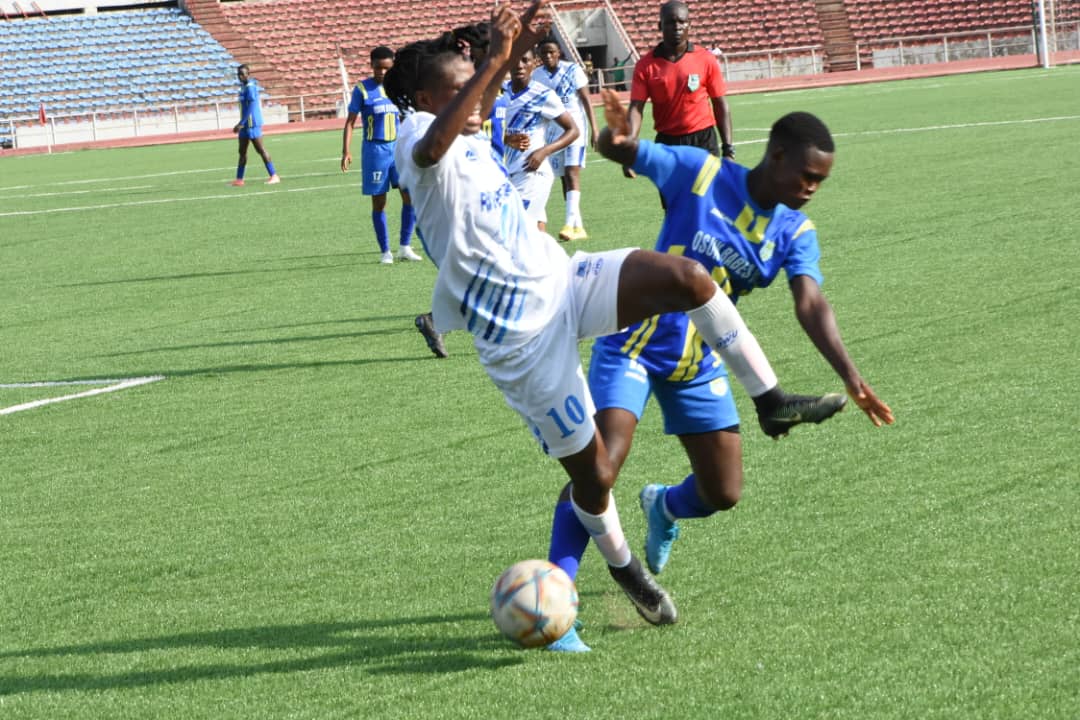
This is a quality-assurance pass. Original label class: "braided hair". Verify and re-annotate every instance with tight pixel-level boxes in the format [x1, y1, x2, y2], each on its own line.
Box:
[383, 33, 461, 114]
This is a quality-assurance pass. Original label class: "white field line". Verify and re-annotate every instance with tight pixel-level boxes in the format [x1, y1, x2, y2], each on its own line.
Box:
[0, 375, 165, 416]
[0, 170, 344, 204]
[592, 113, 1080, 162]
[0, 156, 341, 193]
[0, 182, 348, 218]
[20, 185, 154, 199]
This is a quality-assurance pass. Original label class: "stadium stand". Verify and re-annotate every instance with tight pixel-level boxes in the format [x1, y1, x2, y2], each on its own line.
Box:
[609, 0, 825, 56]
[844, 0, 1033, 41]
[0, 6, 240, 124]
[199, 0, 498, 108]
[3, 0, 1070, 149]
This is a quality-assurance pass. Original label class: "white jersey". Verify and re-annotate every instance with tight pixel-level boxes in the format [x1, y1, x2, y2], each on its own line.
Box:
[502, 80, 565, 177]
[532, 60, 589, 140]
[396, 112, 570, 354]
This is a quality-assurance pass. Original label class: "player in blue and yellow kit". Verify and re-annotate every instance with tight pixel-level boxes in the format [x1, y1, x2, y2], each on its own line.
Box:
[232, 64, 279, 186]
[544, 94, 894, 652]
[341, 46, 420, 264]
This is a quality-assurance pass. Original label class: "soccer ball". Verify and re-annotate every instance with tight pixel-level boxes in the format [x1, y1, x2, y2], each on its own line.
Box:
[490, 559, 579, 648]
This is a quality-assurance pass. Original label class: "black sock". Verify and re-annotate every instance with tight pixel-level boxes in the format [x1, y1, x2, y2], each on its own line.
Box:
[752, 386, 785, 414]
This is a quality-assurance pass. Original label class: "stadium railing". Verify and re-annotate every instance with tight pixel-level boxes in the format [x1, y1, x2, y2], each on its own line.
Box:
[854, 22, 1080, 69]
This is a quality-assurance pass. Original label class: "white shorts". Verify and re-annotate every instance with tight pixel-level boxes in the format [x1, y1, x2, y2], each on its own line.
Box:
[510, 163, 554, 225]
[480, 247, 635, 458]
[550, 142, 587, 177]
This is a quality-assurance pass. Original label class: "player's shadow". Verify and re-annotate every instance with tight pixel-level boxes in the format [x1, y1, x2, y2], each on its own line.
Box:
[56, 260, 362, 287]
[0, 614, 522, 696]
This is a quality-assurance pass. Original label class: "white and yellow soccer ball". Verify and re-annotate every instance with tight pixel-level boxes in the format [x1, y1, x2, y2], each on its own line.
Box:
[490, 559, 579, 648]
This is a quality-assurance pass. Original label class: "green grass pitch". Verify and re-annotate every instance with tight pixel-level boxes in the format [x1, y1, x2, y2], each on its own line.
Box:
[1, 66, 1078, 719]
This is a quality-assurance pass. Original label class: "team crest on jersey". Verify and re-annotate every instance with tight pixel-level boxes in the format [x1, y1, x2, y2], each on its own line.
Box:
[687, 74, 700, 92]
[760, 240, 775, 262]
[576, 257, 604, 278]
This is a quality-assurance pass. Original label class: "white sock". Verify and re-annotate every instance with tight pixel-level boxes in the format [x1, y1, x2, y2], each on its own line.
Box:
[686, 283, 778, 397]
[565, 190, 581, 226]
[571, 491, 631, 568]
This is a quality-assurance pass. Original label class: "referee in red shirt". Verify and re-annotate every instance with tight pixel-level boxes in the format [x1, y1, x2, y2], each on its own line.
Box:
[625, 0, 734, 181]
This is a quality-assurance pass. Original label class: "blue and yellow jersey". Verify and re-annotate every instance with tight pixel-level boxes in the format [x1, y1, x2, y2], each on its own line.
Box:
[348, 77, 399, 143]
[596, 140, 824, 382]
[238, 79, 263, 129]
[481, 91, 509, 156]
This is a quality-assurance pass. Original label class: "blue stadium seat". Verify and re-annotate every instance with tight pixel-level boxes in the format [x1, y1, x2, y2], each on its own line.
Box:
[0, 8, 241, 121]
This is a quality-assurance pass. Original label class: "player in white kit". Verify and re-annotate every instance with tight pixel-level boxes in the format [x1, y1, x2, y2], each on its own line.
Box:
[503, 46, 578, 231]
[385, 0, 846, 649]
[534, 37, 598, 242]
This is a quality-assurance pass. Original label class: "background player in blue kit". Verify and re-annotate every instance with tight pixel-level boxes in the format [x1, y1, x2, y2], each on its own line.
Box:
[341, 46, 421, 264]
[544, 93, 894, 652]
[232, 64, 279, 186]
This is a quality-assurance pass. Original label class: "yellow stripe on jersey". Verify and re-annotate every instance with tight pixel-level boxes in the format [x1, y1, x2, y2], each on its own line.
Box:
[357, 83, 368, 100]
[691, 155, 722, 196]
[792, 218, 816, 240]
[620, 315, 659, 359]
[667, 322, 708, 382]
[734, 204, 771, 244]
[667, 244, 686, 256]
[712, 265, 733, 297]
[384, 113, 396, 141]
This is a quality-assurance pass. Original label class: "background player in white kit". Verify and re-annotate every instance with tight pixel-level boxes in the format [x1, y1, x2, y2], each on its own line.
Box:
[504, 46, 579, 232]
[534, 37, 598, 242]
[384, 0, 846, 646]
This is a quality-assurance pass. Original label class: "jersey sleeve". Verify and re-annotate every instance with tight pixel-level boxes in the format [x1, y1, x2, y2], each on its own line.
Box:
[630, 58, 650, 102]
[705, 52, 727, 97]
[347, 85, 363, 115]
[632, 139, 714, 206]
[541, 90, 566, 121]
[571, 62, 588, 91]
[782, 217, 824, 286]
[396, 113, 435, 189]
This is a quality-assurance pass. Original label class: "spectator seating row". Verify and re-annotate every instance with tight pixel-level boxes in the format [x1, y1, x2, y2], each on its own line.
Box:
[0, 7, 241, 119]
[843, 0, 1033, 42]
[610, 0, 825, 55]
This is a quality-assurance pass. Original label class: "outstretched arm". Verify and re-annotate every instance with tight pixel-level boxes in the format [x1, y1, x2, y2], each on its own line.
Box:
[414, 1, 547, 168]
[596, 88, 640, 169]
[790, 275, 895, 427]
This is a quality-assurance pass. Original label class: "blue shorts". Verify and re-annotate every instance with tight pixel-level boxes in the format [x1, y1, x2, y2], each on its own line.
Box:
[361, 140, 399, 196]
[239, 126, 263, 140]
[587, 339, 740, 435]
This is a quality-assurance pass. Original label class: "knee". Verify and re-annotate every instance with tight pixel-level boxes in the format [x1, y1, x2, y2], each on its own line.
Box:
[666, 257, 716, 309]
[697, 473, 742, 511]
[708, 486, 741, 511]
[570, 462, 617, 510]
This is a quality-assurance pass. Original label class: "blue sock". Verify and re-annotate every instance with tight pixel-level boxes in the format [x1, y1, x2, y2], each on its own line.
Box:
[371, 211, 389, 253]
[236, 164, 246, 180]
[266, 161, 276, 176]
[663, 474, 716, 519]
[548, 500, 591, 581]
[400, 204, 416, 246]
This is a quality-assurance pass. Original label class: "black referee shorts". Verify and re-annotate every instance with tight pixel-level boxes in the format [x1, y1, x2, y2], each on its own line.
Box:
[655, 127, 721, 157]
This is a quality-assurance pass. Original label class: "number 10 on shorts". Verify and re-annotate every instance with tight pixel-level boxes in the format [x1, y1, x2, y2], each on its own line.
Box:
[546, 394, 588, 439]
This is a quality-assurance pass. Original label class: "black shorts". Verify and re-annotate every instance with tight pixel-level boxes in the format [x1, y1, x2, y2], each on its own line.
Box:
[655, 127, 720, 157]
